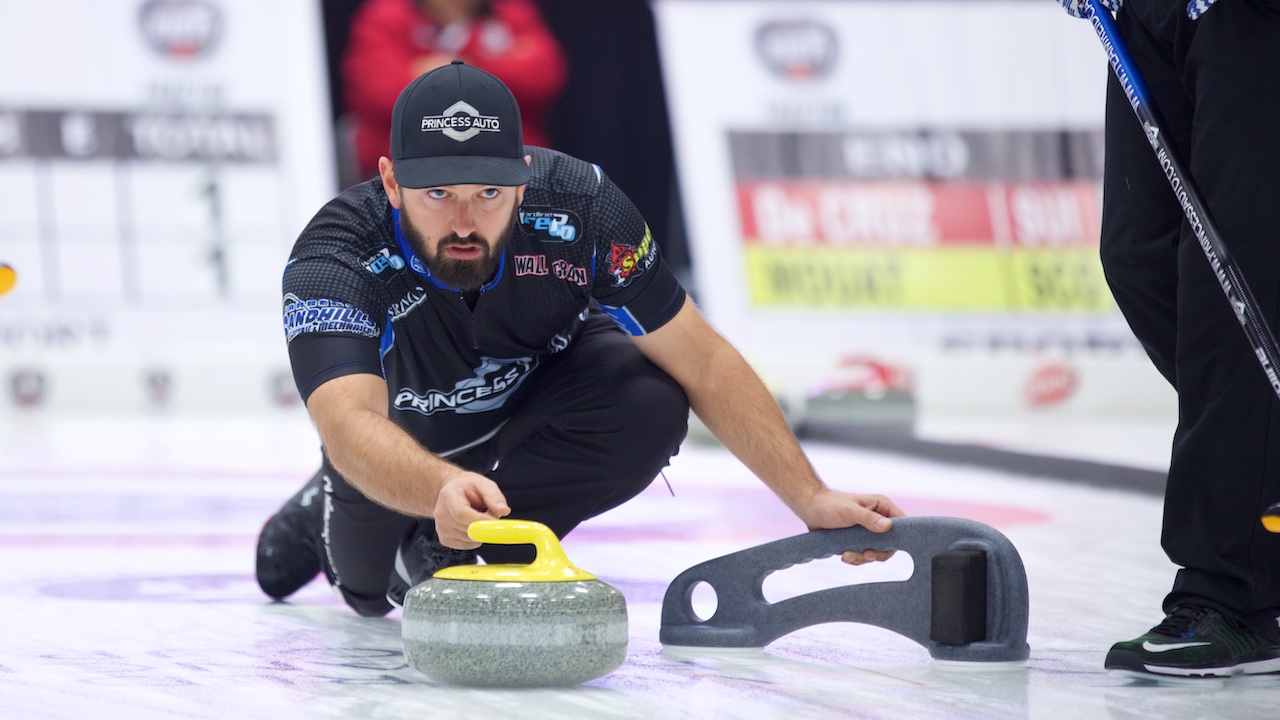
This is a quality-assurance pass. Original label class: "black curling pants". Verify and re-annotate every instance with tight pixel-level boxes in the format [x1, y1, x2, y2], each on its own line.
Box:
[1099, 0, 1280, 630]
[318, 317, 690, 617]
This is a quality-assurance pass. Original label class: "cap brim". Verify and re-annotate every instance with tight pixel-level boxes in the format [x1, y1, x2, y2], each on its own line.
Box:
[393, 155, 530, 189]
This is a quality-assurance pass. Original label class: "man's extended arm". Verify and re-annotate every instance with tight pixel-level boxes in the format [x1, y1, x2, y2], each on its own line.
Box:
[305, 373, 509, 549]
[630, 297, 903, 560]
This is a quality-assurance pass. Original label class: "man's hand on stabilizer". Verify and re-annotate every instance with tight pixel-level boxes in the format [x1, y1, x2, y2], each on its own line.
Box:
[794, 488, 905, 566]
[433, 472, 511, 550]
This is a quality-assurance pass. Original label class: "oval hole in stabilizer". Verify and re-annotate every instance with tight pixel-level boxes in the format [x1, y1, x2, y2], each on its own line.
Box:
[760, 551, 914, 604]
[690, 580, 718, 622]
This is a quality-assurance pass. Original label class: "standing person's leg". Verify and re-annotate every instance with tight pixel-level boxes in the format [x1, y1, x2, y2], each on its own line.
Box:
[1160, 0, 1280, 632]
[1103, 0, 1280, 677]
[1098, 3, 1190, 387]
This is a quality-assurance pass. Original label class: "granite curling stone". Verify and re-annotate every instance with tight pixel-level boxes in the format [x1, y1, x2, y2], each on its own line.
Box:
[402, 519, 628, 687]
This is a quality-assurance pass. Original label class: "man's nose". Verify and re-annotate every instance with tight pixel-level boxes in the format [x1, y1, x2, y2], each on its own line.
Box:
[451, 204, 477, 237]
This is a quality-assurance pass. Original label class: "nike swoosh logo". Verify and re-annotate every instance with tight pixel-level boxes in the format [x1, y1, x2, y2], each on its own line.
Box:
[1141, 641, 1211, 653]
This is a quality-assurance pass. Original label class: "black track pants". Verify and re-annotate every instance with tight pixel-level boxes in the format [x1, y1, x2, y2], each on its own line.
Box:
[1099, 0, 1280, 626]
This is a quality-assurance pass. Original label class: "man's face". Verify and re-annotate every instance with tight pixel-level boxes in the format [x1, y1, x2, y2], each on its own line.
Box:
[395, 184, 522, 291]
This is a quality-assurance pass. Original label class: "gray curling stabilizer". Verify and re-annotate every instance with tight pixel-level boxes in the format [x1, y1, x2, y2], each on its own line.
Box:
[659, 516, 1030, 662]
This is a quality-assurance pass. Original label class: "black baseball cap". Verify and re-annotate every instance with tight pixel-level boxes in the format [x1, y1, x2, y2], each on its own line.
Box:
[389, 60, 530, 189]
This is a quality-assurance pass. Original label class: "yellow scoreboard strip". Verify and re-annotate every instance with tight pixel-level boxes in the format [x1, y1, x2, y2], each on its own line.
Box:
[744, 245, 1114, 312]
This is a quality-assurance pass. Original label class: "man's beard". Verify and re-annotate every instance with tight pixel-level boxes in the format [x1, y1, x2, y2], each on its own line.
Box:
[402, 208, 517, 291]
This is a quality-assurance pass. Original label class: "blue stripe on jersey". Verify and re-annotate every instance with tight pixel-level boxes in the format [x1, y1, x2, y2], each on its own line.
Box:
[654, 285, 684, 318]
[597, 303, 646, 336]
[379, 313, 395, 378]
[379, 313, 395, 358]
[480, 253, 505, 293]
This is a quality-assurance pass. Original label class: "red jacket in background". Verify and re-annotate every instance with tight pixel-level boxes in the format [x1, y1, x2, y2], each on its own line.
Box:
[342, 0, 567, 179]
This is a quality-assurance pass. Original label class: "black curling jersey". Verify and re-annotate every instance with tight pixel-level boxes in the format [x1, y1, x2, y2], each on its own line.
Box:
[282, 147, 687, 457]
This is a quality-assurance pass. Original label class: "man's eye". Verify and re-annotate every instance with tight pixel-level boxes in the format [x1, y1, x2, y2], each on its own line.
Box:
[427, 189, 448, 199]
[481, 188, 500, 199]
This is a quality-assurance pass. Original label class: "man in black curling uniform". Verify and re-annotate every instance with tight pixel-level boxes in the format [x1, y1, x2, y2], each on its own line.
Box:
[256, 61, 904, 618]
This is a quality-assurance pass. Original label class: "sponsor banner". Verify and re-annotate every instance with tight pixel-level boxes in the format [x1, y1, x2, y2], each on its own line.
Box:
[653, 0, 1170, 421]
[730, 129, 1104, 181]
[738, 180, 1102, 248]
[653, 0, 1115, 339]
[737, 178, 1108, 311]
[745, 245, 1111, 311]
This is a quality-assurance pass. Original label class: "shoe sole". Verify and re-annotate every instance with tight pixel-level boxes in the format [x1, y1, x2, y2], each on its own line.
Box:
[1107, 669, 1228, 685]
[1106, 650, 1280, 679]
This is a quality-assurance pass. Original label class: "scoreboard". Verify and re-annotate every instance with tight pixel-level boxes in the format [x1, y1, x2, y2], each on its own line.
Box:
[0, 0, 336, 411]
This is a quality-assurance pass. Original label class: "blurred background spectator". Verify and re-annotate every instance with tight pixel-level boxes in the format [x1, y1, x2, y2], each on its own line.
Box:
[321, 0, 690, 281]
[339, 0, 567, 183]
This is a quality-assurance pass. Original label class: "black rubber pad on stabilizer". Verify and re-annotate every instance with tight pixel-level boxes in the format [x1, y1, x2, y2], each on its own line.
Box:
[931, 549, 987, 645]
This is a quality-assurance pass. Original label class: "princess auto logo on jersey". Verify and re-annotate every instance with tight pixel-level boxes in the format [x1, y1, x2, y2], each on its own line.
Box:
[422, 101, 501, 142]
[362, 248, 406, 283]
[138, 0, 223, 61]
[282, 294, 378, 341]
[519, 207, 580, 243]
[608, 225, 657, 287]
[394, 357, 537, 416]
[755, 19, 838, 81]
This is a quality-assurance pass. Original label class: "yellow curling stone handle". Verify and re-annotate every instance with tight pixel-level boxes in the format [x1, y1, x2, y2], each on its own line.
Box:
[432, 519, 597, 582]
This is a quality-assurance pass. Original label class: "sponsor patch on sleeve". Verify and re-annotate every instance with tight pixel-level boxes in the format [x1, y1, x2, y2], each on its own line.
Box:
[361, 248, 406, 283]
[608, 225, 657, 287]
[283, 293, 379, 341]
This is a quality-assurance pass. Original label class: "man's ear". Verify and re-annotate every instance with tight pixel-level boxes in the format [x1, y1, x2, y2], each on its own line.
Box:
[379, 157, 401, 210]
